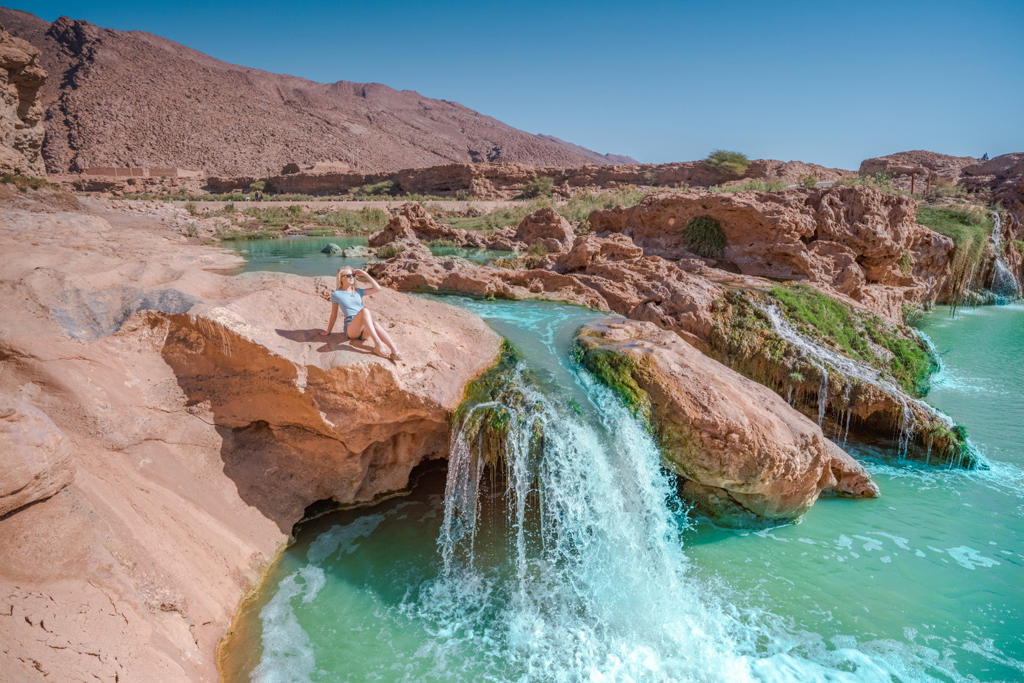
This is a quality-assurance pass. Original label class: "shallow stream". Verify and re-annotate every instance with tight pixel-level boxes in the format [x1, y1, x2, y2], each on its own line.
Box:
[220, 278, 1023, 682]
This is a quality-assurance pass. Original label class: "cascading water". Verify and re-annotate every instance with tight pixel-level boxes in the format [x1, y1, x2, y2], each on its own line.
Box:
[428, 362, 757, 681]
[989, 211, 1021, 300]
[758, 304, 967, 462]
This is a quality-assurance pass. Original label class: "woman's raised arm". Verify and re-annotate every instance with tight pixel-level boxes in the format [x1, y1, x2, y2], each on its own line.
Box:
[355, 269, 382, 296]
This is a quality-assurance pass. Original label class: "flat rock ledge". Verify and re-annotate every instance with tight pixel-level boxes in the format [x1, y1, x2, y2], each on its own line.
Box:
[575, 317, 878, 526]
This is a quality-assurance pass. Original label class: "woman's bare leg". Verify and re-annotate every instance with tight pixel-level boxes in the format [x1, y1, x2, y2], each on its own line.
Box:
[346, 309, 384, 350]
[371, 322, 401, 358]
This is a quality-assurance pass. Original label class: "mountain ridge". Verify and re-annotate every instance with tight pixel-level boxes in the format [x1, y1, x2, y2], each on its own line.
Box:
[0, 7, 636, 176]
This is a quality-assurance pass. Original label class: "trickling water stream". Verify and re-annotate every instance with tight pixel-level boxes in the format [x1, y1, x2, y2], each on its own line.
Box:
[220, 291, 1023, 683]
[989, 212, 1021, 300]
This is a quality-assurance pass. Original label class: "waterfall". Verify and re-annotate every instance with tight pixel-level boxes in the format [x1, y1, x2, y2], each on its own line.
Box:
[989, 211, 1021, 300]
[758, 304, 958, 458]
[427, 361, 759, 682]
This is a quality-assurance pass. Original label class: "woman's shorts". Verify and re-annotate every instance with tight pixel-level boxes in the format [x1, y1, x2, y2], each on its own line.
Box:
[343, 315, 363, 339]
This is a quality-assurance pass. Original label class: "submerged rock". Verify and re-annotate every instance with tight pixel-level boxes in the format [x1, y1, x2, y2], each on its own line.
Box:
[575, 317, 878, 525]
[320, 242, 343, 254]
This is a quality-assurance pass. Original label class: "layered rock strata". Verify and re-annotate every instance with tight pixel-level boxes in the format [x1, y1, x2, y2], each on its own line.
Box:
[0, 21, 46, 177]
[575, 318, 878, 525]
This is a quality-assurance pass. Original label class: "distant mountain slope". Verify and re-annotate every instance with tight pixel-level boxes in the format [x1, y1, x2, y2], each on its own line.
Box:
[0, 7, 636, 175]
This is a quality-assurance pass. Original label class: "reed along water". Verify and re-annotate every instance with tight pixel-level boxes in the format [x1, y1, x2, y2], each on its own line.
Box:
[223, 299, 1023, 683]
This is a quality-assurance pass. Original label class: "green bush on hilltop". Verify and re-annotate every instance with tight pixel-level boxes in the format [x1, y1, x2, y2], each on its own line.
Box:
[682, 215, 727, 259]
[800, 174, 818, 188]
[355, 180, 395, 197]
[704, 150, 750, 178]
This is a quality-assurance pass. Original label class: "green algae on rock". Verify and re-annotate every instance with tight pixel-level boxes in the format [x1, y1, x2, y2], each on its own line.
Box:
[575, 317, 878, 526]
[706, 286, 976, 467]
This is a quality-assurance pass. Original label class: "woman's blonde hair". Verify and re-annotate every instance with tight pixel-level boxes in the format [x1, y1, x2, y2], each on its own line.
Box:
[335, 267, 353, 291]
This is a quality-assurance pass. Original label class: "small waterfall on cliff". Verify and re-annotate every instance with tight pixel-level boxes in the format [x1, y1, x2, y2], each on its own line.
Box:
[425, 361, 760, 682]
[759, 304, 960, 460]
[989, 212, 1021, 300]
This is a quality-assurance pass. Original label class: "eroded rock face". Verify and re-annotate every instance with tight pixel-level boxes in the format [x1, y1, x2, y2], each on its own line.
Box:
[859, 150, 978, 181]
[0, 193, 502, 683]
[513, 206, 575, 251]
[0, 22, 47, 177]
[575, 317, 877, 524]
[588, 186, 954, 317]
[0, 397, 74, 516]
[157, 279, 501, 526]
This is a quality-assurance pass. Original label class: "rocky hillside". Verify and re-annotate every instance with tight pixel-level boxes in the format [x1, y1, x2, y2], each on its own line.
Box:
[0, 7, 635, 176]
[0, 20, 46, 176]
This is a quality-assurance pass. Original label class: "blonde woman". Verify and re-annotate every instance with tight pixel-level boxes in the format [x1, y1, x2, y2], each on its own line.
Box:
[319, 267, 402, 360]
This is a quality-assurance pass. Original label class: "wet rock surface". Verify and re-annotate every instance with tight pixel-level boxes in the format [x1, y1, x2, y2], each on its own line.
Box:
[575, 317, 878, 525]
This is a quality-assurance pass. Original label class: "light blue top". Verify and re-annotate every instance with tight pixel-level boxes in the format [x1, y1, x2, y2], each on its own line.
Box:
[331, 288, 365, 319]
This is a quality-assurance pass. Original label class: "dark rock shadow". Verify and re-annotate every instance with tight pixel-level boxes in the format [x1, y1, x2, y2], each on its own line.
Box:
[274, 328, 379, 355]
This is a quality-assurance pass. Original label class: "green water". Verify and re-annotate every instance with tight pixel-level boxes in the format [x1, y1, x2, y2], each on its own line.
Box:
[225, 236, 513, 279]
[224, 298, 1024, 683]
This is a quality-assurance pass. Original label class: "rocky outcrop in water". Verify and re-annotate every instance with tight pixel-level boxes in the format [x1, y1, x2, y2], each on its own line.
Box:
[575, 318, 878, 525]
[0, 21, 47, 177]
[0, 192, 501, 683]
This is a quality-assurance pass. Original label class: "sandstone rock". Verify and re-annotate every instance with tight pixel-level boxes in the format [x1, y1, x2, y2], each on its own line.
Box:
[859, 150, 978, 181]
[555, 233, 646, 272]
[575, 317, 877, 524]
[513, 206, 575, 251]
[0, 397, 74, 516]
[0, 192, 503, 683]
[588, 186, 954, 320]
[0, 21, 47, 177]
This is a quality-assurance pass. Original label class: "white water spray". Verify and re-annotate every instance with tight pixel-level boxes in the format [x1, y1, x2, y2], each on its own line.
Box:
[989, 211, 1021, 299]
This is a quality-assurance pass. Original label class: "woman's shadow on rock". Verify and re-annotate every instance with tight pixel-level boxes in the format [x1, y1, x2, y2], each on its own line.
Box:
[275, 328, 376, 355]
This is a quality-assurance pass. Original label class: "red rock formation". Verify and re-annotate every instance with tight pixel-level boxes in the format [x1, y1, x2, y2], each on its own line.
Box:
[859, 150, 978, 182]
[0, 21, 46, 177]
[0, 192, 501, 683]
[588, 186, 955, 317]
[0, 8, 632, 176]
[576, 318, 877, 524]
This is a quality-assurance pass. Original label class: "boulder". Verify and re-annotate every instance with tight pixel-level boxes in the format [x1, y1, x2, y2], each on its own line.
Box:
[0, 398, 74, 516]
[575, 317, 878, 525]
[513, 206, 575, 251]
[859, 150, 978, 181]
[320, 242, 343, 254]
[0, 22, 47, 177]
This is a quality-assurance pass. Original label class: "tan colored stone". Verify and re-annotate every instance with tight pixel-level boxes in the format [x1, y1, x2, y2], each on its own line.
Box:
[576, 317, 878, 524]
[0, 22, 46, 177]
[0, 397, 74, 516]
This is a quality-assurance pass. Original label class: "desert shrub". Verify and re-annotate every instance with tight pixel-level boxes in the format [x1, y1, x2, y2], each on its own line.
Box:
[704, 150, 750, 178]
[557, 186, 647, 223]
[356, 180, 395, 197]
[528, 243, 548, 256]
[898, 252, 913, 276]
[184, 222, 199, 238]
[0, 174, 50, 191]
[429, 239, 458, 249]
[916, 206, 992, 310]
[249, 181, 266, 193]
[1014, 239, 1024, 257]
[836, 173, 897, 194]
[185, 201, 198, 216]
[519, 176, 555, 199]
[223, 203, 236, 214]
[800, 174, 818, 188]
[288, 204, 303, 216]
[377, 243, 405, 258]
[709, 179, 787, 193]
[682, 215, 727, 259]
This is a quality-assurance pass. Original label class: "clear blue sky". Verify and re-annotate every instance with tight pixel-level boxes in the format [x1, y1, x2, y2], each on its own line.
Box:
[8, 0, 1023, 169]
